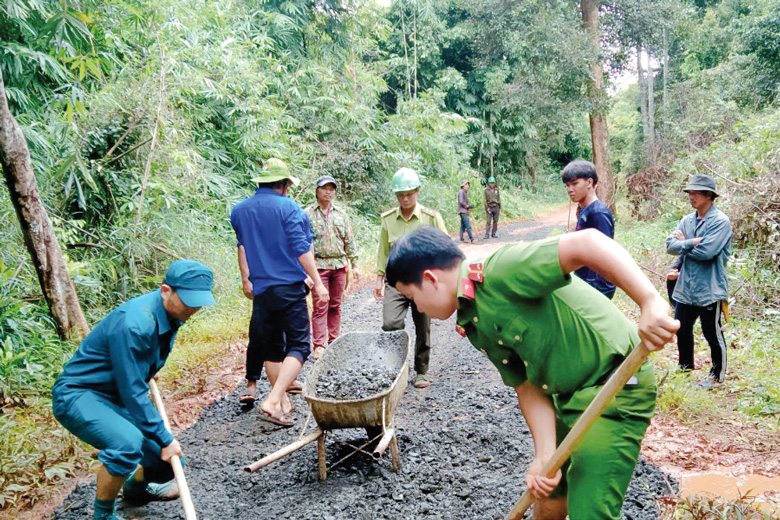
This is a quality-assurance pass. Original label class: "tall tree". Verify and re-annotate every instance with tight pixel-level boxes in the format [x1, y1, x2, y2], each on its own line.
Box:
[581, 0, 614, 205]
[0, 73, 89, 340]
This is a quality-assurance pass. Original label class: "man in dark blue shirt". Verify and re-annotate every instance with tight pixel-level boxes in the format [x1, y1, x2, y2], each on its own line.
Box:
[52, 260, 216, 520]
[230, 158, 328, 426]
[562, 159, 616, 299]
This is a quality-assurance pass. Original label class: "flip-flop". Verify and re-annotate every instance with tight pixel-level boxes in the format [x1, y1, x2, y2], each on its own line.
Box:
[286, 380, 303, 394]
[262, 412, 296, 427]
[239, 390, 256, 404]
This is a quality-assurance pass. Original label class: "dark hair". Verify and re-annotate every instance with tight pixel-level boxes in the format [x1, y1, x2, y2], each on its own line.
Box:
[386, 227, 465, 287]
[562, 159, 598, 185]
[257, 180, 289, 190]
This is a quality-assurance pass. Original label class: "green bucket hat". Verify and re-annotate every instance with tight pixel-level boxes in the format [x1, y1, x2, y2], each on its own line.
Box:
[251, 158, 300, 186]
[683, 174, 718, 197]
[487, 176, 497, 183]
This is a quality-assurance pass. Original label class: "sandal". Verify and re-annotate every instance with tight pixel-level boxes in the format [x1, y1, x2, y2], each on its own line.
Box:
[286, 380, 303, 394]
[239, 390, 256, 404]
[311, 346, 325, 360]
[261, 412, 296, 427]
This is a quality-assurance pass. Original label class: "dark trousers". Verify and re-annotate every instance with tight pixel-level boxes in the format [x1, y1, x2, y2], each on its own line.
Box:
[675, 301, 727, 381]
[247, 282, 310, 381]
[382, 284, 431, 375]
[459, 213, 473, 240]
[485, 205, 499, 236]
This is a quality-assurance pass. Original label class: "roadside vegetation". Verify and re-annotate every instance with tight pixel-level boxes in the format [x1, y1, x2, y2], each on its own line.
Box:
[2, 0, 779, 517]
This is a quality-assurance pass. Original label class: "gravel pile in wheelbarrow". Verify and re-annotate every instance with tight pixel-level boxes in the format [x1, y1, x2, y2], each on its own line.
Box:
[53, 221, 677, 520]
[315, 366, 397, 400]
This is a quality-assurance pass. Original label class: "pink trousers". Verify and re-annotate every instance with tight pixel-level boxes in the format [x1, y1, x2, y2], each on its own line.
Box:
[311, 268, 347, 349]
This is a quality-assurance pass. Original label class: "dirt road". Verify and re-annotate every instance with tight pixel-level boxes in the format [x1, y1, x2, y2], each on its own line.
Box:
[53, 207, 676, 519]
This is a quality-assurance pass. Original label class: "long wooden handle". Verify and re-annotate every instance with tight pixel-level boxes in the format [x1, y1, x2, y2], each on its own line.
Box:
[504, 342, 651, 520]
[149, 379, 197, 520]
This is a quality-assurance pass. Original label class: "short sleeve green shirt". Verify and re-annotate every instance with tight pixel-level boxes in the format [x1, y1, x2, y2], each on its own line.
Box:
[456, 237, 640, 395]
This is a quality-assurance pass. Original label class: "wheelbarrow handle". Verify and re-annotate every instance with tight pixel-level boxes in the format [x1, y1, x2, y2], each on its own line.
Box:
[504, 342, 651, 520]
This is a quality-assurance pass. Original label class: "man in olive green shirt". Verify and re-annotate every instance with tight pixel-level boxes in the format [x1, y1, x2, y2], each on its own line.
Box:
[484, 176, 501, 238]
[374, 167, 447, 388]
[385, 227, 678, 519]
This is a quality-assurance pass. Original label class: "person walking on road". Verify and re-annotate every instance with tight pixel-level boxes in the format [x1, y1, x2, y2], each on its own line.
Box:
[458, 180, 475, 243]
[666, 174, 732, 385]
[230, 158, 328, 426]
[306, 175, 359, 360]
[562, 159, 616, 299]
[374, 167, 447, 389]
[484, 176, 501, 238]
[385, 227, 678, 520]
[52, 260, 216, 520]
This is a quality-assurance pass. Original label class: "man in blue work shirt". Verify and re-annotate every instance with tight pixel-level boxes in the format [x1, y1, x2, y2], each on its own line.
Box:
[562, 159, 616, 299]
[231, 158, 328, 426]
[666, 174, 732, 385]
[52, 260, 216, 520]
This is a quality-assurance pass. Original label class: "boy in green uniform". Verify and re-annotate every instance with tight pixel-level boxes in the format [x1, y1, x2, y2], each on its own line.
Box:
[385, 227, 678, 519]
[374, 167, 447, 388]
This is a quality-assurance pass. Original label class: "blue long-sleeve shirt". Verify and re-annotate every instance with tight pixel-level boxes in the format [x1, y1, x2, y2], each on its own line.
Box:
[230, 187, 313, 296]
[666, 204, 732, 306]
[53, 289, 179, 448]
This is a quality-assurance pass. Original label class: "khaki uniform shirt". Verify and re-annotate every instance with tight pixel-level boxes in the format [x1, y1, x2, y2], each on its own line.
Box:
[484, 187, 501, 208]
[455, 237, 640, 395]
[306, 203, 358, 271]
[376, 204, 447, 275]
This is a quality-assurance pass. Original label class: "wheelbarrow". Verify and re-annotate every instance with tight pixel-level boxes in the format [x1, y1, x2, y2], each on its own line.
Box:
[244, 330, 412, 479]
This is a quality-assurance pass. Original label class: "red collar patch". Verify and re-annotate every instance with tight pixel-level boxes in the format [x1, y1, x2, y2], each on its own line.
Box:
[461, 278, 475, 299]
[467, 263, 484, 282]
[455, 324, 467, 337]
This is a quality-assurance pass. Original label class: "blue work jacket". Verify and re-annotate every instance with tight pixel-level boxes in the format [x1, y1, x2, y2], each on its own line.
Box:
[666, 204, 732, 307]
[53, 289, 179, 447]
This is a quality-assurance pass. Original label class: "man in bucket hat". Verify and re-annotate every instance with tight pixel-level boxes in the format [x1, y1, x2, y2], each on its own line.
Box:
[666, 174, 732, 386]
[457, 179, 475, 243]
[231, 158, 328, 425]
[52, 260, 216, 520]
[306, 175, 359, 359]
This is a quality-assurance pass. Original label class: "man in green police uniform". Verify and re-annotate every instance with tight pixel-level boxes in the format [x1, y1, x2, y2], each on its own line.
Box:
[374, 167, 447, 388]
[384, 227, 679, 519]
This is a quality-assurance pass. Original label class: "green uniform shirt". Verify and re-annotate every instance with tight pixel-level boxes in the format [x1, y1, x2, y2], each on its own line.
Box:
[484, 187, 501, 208]
[456, 237, 640, 395]
[376, 203, 447, 275]
[306, 203, 358, 270]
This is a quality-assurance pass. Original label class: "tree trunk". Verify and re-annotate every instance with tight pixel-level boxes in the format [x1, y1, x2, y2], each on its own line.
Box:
[0, 73, 89, 341]
[662, 27, 668, 107]
[647, 65, 655, 160]
[637, 46, 649, 158]
[581, 0, 614, 206]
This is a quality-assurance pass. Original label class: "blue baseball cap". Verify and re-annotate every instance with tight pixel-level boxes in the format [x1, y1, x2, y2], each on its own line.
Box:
[163, 260, 216, 308]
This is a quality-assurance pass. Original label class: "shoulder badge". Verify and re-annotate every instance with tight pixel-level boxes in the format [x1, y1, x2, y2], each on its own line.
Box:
[455, 324, 467, 337]
[381, 207, 398, 219]
[420, 206, 438, 218]
[460, 278, 475, 299]
[467, 263, 484, 283]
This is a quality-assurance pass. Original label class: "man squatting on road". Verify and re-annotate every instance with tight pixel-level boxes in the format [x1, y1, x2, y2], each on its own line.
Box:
[385, 227, 679, 520]
[52, 260, 216, 520]
[231, 158, 329, 426]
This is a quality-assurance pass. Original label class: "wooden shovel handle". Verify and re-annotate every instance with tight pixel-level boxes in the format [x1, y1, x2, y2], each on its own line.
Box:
[149, 379, 197, 520]
[504, 342, 651, 520]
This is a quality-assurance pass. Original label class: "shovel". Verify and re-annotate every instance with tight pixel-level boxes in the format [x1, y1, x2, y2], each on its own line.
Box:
[504, 342, 651, 520]
[149, 379, 197, 520]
